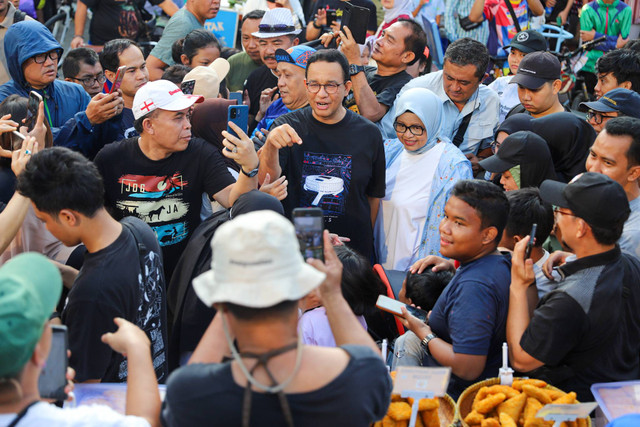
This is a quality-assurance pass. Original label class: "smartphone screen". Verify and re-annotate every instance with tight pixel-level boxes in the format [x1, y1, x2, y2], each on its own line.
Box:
[109, 66, 127, 94]
[293, 207, 324, 261]
[24, 91, 42, 132]
[227, 105, 249, 139]
[38, 324, 68, 401]
[375, 295, 428, 322]
[181, 79, 196, 95]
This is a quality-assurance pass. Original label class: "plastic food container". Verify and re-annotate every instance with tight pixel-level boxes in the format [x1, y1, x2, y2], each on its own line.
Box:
[591, 381, 640, 427]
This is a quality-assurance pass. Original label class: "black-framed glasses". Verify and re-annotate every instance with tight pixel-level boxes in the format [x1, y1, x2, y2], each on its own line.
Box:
[258, 23, 295, 33]
[490, 139, 503, 154]
[306, 81, 345, 94]
[72, 73, 106, 86]
[586, 110, 618, 125]
[393, 121, 425, 136]
[31, 50, 61, 64]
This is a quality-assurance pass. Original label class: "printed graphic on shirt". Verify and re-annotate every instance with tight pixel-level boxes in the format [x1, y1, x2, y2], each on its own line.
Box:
[115, 173, 190, 247]
[117, 248, 166, 382]
[301, 151, 351, 218]
[117, 2, 140, 39]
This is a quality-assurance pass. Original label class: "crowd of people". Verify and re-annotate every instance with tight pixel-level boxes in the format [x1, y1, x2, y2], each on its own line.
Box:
[1, 0, 640, 424]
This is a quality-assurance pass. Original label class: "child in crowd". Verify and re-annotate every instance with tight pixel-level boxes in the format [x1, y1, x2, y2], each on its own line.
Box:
[398, 267, 453, 312]
[488, 29, 547, 122]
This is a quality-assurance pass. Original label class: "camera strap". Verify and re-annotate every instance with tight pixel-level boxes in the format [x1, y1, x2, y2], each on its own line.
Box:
[503, 0, 522, 33]
[8, 400, 39, 427]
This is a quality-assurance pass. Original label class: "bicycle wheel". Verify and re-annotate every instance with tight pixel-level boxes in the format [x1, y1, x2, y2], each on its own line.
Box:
[44, 11, 66, 32]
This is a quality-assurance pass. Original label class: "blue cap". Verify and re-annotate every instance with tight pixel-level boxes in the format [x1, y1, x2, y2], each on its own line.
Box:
[581, 88, 640, 119]
[274, 46, 316, 69]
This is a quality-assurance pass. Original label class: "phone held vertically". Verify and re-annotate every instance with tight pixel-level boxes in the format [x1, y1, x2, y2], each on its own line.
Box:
[376, 295, 429, 323]
[341, 2, 370, 44]
[293, 207, 325, 262]
[38, 324, 68, 401]
[109, 65, 127, 94]
[228, 92, 243, 105]
[227, 104, 249, 140]
[24, 90, 43, 133]
[180, 79, 196, 95]
[524, 223, 537, 259]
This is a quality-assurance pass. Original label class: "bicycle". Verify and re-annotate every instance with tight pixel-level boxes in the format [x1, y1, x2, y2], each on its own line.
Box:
[44, 0, 75, 48]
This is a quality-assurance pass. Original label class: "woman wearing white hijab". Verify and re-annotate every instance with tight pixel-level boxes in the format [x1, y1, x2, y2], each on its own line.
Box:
[374, 88, 472, 270]
[375, 0, 414, 36]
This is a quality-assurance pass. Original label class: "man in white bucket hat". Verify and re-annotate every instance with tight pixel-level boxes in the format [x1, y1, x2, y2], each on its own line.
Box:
[94, 79, 259, 281]
[245, 8, 301, 127]
[161, 210, 391, 426]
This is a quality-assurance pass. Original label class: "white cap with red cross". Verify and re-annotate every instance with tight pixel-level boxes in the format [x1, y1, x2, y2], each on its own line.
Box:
[132, 80, 204, 120]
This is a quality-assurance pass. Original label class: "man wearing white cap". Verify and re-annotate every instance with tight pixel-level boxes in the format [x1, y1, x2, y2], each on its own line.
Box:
[161, 210, 391, 426]
[94, 80, 259, 280]
[244, 8, 300, 128]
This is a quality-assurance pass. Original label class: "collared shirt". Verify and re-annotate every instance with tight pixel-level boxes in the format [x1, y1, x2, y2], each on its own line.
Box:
[378, 70, 500, 155]
[0, 3, 32, 85]
[443, 0, 490, 44]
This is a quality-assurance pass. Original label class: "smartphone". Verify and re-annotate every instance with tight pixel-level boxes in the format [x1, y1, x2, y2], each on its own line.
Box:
[326, 8, 338, 26]
[524, 223, 537, 259]
[38, 324, 68, 401]
[341, 2, 370, 44]
[11, 131, 25, 151]
[227, 104, 249, 140]
[229, 92, 243, 105]
[293, 207, 324, 262]
[109, 65, 127, 94]
[24, 91, 42, 133]
[376, 295, 428, 323]
[181, 79, 196, 95]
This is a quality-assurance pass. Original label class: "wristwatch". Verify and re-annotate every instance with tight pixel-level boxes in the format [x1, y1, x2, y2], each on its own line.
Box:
[349, 64, 365, 76]
[241, 162, 259, 178]
[420, 333, 437, 355]
[312, 20, 322, 29]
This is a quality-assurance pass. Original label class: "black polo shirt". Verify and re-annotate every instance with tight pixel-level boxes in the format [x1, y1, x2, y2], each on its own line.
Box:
[521, 246, 640, 401]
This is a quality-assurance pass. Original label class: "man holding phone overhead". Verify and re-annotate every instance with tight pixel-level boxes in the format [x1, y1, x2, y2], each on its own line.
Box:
[508, 172, 640, 402]
[94, 80, 259, 281]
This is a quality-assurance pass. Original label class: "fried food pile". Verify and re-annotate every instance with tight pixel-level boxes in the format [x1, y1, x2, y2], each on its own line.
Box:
[462, 379, 588, 427]
[375, 371, 442, 427]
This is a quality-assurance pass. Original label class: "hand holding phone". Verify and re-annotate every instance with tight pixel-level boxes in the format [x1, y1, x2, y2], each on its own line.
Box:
[227, 105, 249, 140]
[293, 207, 324, 261]
[524, 223, 537, 260]
[181, 79, 196, 95]
[376, 295, 428, 323]
[109, 66, 127, 94]
[38, 325, 68, 401]
[24, 91, 43, 133]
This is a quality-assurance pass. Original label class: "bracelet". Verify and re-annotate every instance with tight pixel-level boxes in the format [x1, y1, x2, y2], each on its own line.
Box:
[312, 20, 321, 29]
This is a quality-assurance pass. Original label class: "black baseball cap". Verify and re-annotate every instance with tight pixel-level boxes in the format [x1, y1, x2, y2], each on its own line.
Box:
[580, 88, 640, 119]
[539, 172, 630, 229]
[510, 51, 561, 89]
[479, 131, 548, 173]
[505, 30, 548, 54]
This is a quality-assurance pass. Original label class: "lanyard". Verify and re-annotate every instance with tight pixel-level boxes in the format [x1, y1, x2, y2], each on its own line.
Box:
[42, 89, 53, 126]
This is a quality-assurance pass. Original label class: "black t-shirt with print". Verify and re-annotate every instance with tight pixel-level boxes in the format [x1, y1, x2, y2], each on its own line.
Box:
[62, 216, 168, 383]
[94, 137, 235, 280]
[344, 67, 412, 115]
[272, 106, 385, 261]
[81, 0, 164, 45]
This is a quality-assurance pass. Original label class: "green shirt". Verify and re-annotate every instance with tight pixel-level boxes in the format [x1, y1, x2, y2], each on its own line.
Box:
[227, 51, 262, 92]
[579, 0, 631, 73]
[149, 8, 202, 65]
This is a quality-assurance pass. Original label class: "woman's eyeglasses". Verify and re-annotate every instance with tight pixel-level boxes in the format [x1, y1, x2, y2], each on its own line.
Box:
[393, 122, 425, 136]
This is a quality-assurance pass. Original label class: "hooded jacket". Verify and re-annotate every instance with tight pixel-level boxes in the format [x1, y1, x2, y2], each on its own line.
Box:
[0, 21, 121, 159]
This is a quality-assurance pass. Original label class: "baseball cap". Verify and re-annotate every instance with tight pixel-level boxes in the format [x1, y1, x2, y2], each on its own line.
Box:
[252, 9, 302, 39]
[504, 30, 548, 54]
[580, 88, 640, 119]
[539, 172, 630, 229]
[192, 210, 326, 308]
[0, 253, 62, 377]
[479, 131, 548, 173]
[510, 51, 561, 89]
[183, 58, 230, 99]
[132, 80, 204, 120]
[274, 45, 316, 69]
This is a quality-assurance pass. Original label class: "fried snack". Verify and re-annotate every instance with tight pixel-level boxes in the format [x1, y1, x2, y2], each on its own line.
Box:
[390, 371, 397, 380]
[499, 412, 518, 427]
[382, 415, 396, 427]
[373, 421, 384, 427]
[513, 379, 547, 391]
[476, 393, 507, 414]
[407, 397, 439, 411]
[473, 387, 490, 410]
[546, 389, 566, 401]
[576, 418, 588, 427]
[552, 391, 577, 405]
[396, 422, 408, 427]
[485, 385, 521, 399]
[414, 415, 425, 427]
[559, 422, 577, 427]
[388, 402, 413, 421]
[420, 409, 440, 427]
[391, 394, 404, 402]
[522, 385, 552, 404]
[465, 409, 486, 425]
[481, 418, 501, 427]
[497, 391, 527, 422]
[523, 397, 552, 427]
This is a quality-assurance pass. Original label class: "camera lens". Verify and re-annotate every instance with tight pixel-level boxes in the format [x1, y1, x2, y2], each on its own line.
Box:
[230, 110, 236, 118]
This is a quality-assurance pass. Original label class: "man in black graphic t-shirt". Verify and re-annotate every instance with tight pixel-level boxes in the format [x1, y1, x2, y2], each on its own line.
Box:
[95, 80, 259, 280]
[16, 147, 169, 383]
[259, 49, 385, 260]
